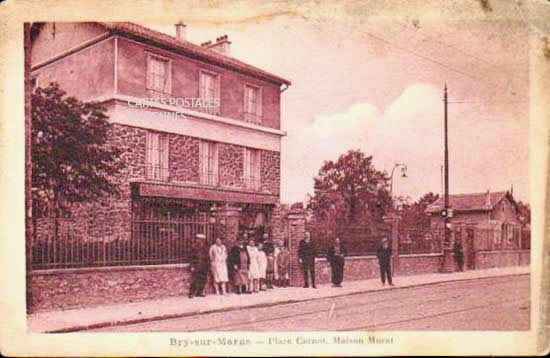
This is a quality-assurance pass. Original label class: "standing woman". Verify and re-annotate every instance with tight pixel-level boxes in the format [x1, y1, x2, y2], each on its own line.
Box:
[229, 238, 250, 294]
[247, 239, 261, 293]
[209, 238, 229, 295]
[327, 237, 347, 287]
[257, 242, 268, 291]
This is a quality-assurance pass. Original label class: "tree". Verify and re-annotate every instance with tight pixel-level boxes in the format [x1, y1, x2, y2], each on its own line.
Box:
[400, 192, 440, 231]
[31, 82, 123, 239]
[309, 149, 391, 223]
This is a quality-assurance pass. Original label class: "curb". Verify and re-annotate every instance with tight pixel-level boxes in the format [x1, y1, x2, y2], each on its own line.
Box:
[43, 271, 530, 333]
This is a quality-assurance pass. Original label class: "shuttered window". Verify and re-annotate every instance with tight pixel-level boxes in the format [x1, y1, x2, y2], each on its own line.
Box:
[147, 54, 171, 98]
[244, 147, 260, 190]
[146, 132, 169, 181]
[244, 84, 262, 124]
[199, 70, 220, 115]
[199, 140, 218, 186]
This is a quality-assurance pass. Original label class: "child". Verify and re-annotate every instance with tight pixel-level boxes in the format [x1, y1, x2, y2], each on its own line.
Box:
[277, 244, 290, 287]
[265, 251, 275, 289]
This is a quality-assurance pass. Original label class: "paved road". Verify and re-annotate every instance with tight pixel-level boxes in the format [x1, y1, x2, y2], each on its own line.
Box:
[89, 275, 530, 332]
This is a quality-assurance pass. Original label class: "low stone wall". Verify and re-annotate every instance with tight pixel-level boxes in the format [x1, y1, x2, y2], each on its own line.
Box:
[307, 253, 444, 286]
[396, 253, 443, 276]
[30, 264, 201, 312]
[475, 250, 530, 269]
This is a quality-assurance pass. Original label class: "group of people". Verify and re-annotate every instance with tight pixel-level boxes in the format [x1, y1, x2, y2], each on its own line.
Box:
[188, 231, 396, 298]
[187, 233, 291, 298]
[298, 231, 394, 288]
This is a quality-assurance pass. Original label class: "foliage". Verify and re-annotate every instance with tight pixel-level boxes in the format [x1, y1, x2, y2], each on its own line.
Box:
[31, 83, 123, 229]
[399, 192, 440, 231]
[308, 150, 391, 238]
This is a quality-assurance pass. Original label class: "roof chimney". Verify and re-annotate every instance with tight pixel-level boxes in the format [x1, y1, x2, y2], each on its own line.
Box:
[203, 34, 231, 55]
[175, 21, 187, 41]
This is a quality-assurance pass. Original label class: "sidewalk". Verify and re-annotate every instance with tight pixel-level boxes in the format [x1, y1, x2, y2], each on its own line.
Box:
[28, 265, 529, 333]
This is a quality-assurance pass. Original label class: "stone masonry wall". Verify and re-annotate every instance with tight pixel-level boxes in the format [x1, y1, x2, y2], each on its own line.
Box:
[30, 265, 205, 312]
[170, 134, 200, 183]
[219, 143, 244, 188]
[475, 250, 530, 269]
[260, 150, 280, 196]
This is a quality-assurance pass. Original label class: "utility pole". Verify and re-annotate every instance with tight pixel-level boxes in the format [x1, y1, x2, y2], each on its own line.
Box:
[441, 84, 455, 272]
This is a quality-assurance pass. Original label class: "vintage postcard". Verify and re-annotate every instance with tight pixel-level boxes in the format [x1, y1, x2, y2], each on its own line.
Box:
[0, 0, 549, 356]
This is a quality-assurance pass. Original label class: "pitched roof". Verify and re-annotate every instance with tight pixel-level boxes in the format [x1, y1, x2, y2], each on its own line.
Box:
[425, 191, 512, 213]
[98, 22, 291, 86]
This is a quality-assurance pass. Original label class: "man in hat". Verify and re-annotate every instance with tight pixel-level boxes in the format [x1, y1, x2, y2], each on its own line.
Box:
[298, 231, 317, 288]
[376, 237, 394, 286]
[188, 233, 209, 298]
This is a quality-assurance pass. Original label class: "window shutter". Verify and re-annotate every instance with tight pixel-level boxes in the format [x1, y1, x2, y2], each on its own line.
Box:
[257, 88, 262, 118]
[212, 143, 219, 186]
[199, 140, 205, 183]
[244, 86, 250, 114]
[164, 61, 171, 95]
[147, 55, 154, 90]
[145, 132, 153, 178]
[160, 136, 169, 181]
[199, 73, 206, 99]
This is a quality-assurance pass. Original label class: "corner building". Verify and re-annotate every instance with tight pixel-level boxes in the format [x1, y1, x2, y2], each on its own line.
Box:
[30, 22, 291, 267]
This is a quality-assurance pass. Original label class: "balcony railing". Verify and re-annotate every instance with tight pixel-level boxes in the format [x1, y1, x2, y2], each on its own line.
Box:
[140, 165, 263, 192]
[244, 112, 262, 125]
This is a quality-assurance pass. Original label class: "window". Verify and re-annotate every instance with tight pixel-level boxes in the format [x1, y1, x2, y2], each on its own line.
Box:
[147, 53, 171, 98]
[244, 84, 262, 124]
[199, 140, 218, 186]
[199, 70, 220, 115]
[145, 132, 169, 181]
[244, 148, 260, 190]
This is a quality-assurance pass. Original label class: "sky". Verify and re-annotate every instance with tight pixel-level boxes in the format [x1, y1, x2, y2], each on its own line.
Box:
[146, 5, 530, 205]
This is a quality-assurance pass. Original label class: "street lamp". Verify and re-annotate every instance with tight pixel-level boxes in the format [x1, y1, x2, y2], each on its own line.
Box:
[390, 163, 408, 196]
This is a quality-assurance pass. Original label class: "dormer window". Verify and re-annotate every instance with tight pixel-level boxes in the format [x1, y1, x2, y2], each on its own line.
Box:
[146, 53, 171, 98]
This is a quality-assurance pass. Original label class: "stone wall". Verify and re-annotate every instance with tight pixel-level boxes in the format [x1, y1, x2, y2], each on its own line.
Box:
[170, 134, 200, 183]
[260, 150, 280, 196]
[397, 254, 443, 276]
[218, 143, 244, 188]
[475, 250, 530, 269]
[30, 265, 192, 312]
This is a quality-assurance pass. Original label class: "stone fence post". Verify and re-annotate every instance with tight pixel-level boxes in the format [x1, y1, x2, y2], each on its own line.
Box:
[285, 207, 306, 287]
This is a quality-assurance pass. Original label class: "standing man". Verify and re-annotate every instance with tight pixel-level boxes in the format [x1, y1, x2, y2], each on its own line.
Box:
[298, 231, 317, 288]
[327, 237, 347, 287]
[376, 237, 394, 286]
[453, 238, 464, 272]
[188, 234, 209, 298]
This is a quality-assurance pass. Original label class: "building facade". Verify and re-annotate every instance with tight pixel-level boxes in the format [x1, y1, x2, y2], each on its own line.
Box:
[425, 190, 525, 251]
[30, 22, 291, 267]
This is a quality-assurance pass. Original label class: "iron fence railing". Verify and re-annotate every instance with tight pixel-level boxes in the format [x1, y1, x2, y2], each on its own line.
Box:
[31, 216, 220, 270]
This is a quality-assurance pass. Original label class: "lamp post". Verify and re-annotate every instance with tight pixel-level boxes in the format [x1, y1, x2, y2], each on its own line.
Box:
[390, 163, 408, 197]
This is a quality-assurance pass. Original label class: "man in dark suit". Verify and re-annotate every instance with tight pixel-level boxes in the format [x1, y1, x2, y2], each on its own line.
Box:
[298, 231, 317, 288]
[376, 237, 393, 286]
[327, 237, 347, 287]
[188, 234, 209, 298]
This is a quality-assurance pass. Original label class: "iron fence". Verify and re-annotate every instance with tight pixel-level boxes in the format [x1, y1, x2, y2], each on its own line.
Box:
[31, 215, 220, 270]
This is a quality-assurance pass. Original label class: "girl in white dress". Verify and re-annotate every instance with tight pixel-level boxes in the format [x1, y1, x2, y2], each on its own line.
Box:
[257, 242, 268, 291]
[209, 238, 228, 295]
[246, 239, 261, 293]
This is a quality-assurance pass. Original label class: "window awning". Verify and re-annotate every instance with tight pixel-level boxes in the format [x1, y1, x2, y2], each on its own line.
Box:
[134, 181, 278, 205]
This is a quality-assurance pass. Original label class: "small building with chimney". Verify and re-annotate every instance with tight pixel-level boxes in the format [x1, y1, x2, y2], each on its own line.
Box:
[425, 190, 524, 251]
